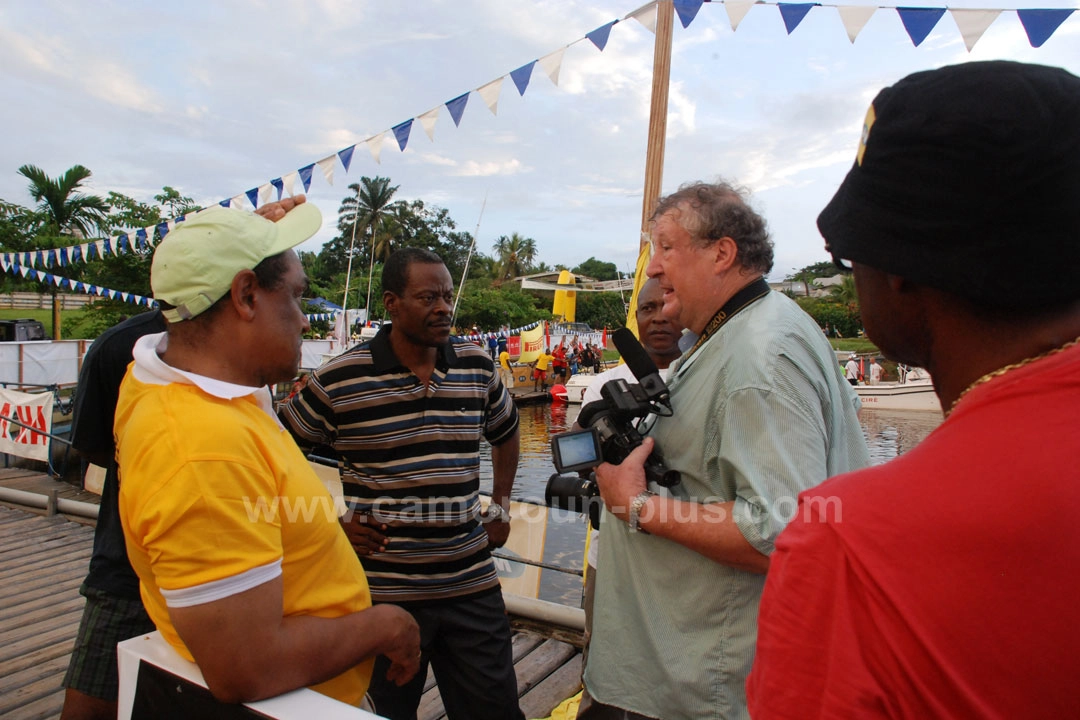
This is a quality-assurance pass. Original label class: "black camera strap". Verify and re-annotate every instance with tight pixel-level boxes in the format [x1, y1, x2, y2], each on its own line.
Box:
[685, 276, 771, 359]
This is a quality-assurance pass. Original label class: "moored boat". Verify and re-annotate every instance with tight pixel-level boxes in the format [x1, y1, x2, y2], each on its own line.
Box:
[855, 369, 941, 413]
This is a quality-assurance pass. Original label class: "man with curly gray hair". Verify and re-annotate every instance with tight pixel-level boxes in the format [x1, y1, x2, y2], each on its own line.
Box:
[581, 181, 869, 719]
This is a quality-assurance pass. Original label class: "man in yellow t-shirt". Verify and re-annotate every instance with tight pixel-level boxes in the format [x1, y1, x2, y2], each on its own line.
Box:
[116, 198, 419, 708]
[533, 348, 554, 392]
[498, 349, 514, 389]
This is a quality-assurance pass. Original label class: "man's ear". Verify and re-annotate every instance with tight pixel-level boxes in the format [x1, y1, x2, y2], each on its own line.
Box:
[383, 290, 397, 319]
[230, 270, 259, 321]
[711, 236, 739, 273]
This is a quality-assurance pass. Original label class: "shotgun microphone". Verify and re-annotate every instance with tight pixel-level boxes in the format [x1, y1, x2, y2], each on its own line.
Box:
[612, 327, 670, 409]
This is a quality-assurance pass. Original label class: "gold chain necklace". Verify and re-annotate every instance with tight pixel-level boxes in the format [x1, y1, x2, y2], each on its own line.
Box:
[946, 334, 1080, 417]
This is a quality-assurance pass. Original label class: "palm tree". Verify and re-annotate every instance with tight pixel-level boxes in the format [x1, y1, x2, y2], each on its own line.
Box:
[338, 177, 401, 316]
[492, 233, 538, 281]
[829, 274, 860, 309]
[16, 165, 110, 338]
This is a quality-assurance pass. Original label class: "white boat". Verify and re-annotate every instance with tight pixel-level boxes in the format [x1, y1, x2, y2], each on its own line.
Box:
[855, 368, 941, 413]
[563, 373, 597, 404]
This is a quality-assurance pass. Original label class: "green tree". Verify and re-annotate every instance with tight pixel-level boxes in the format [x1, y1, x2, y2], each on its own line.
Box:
[454, 283, 547, 332]
[339, 176, 402, 313]
[829, 274, 859, 308]
[7, 165, 111, 338]
[575, 292, 628, 330]
[492, 233, 537, 281]
[571, 257, 619, 281]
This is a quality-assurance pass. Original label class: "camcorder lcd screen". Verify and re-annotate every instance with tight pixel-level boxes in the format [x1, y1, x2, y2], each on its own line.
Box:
[552, 428, 602, 474]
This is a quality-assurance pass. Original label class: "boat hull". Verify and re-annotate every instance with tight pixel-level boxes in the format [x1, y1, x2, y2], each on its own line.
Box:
[855, 382, 941, 413]
[563, 374, 596, 404]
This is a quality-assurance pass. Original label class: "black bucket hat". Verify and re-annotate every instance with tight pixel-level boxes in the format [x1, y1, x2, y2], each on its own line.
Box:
[818, 61, 1080, 310]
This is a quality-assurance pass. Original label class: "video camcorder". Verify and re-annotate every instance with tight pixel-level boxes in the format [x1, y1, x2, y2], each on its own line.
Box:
[545, 328, 680, 528]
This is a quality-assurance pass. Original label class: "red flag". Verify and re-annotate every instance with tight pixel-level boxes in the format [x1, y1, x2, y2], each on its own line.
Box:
[544, 321, 550, 351]
[859, 356, 865, 381]
[601, 327, 608, 350]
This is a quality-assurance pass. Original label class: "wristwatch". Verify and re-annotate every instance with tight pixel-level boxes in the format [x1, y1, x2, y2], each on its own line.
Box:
[628, 490, 656, 533]
[484, 503, 510, 522]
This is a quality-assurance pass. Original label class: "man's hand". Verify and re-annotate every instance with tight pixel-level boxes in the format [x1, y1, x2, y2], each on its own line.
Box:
[594, 437, 652, 524]
[255, 194, 307, 222]
[374, 605, 421, 686]
[340, 514, 388, 556]
[483, 513, 511, 548]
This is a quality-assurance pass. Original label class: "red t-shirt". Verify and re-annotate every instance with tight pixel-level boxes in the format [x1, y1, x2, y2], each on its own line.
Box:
[748, 342, 1080, 719]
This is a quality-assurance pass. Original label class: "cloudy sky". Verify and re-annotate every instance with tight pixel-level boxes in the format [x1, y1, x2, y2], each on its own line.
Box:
[2, 0, 1078, 287]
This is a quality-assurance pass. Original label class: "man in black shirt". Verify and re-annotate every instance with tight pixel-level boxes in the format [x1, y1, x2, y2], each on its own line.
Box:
[61, 310, 164, 720]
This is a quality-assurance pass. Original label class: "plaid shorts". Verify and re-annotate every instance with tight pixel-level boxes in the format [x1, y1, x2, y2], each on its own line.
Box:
[62, 583, 155, 700]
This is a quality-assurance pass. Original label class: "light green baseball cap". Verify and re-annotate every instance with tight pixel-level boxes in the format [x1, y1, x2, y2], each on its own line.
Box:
[151, 204, 321, 322]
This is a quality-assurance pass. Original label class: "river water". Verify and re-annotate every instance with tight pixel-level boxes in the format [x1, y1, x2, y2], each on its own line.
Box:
[481, 403, 943, 606]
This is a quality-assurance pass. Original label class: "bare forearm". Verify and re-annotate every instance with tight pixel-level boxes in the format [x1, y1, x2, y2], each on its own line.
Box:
[171, 581, 417, 704]
[633, 497, 770, 574]
[490, 430, 520, 506]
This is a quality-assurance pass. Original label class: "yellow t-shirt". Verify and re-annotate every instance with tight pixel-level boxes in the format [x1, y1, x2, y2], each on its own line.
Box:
[116, 374, 374, 705]
[499, 350, 511, 371]
[535, 353, 554, 371]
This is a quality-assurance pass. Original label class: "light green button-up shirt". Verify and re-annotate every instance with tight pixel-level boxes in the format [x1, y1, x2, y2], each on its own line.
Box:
[585, 291, 870, 720]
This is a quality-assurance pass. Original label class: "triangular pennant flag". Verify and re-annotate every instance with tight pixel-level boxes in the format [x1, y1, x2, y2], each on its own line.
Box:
[418, 107, 440, 141]
[950, 9, 1000, 51]
[367, 132, 387, 164]
[723, 1, 755, 31]
[445, 92, 469, 127]
[108, 290, 117, 300]
[218, 198, 231, 208]
[19, 266, 30, 278]
[117, 234, 130, 253]
[103, 237, 112, 256]
[674, 0, 705, 29]
[271, 178, 284, 200]
[94, 240, 104, 259]
[778, 3, 818, 34]
[35, 270, 46, 281]
[230, 194, 246, 209]
[338, 145, 356, 173]
[586, 20, 617, 51]
[392, 119, 413, 151]
[316, 156, 336, 185]
[282, 171, 298, 197]
[145, 225, 157, 245]
[257, 184, 273, 206]
[157, 222, 169, 239]
[70, 245, 81, 264]
[538, 49, 566, 86]
[121, 292, 129, 302]
[21, 252, 30, 267]
[49, 273, 61, 287]
[896, 7, 946, 47]
[135, 228, 148, 249]
[1016, 8, 1073, 48]
[477, 77, 504, 115]
[627, 2, 658, 33]
[510, 61, 536, 96]
[837, 5, 875, 42]
[60, 277, 71, 290]
[246, 188, 259, 207]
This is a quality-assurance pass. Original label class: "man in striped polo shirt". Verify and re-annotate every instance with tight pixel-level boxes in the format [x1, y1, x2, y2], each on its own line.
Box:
[281, 248, 524, 720]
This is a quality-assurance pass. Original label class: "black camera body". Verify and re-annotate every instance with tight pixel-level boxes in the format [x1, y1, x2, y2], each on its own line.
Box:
[545, 329, 680, 529]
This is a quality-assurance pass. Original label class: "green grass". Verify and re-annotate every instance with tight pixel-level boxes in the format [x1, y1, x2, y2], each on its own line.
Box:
[828, 338, 880, 355]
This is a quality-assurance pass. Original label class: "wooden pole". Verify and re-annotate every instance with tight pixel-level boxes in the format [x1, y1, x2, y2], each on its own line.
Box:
[640, 0, 674, 250]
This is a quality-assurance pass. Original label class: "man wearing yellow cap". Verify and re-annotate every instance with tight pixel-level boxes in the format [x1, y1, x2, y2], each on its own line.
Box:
[115, 197, 419, 707]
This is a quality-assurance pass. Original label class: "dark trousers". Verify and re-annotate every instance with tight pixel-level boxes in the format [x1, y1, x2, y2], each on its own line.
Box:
[369, 591, 524, 720]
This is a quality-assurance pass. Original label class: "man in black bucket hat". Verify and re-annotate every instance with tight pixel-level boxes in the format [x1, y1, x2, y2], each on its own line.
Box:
[749, 61, 1080, 718]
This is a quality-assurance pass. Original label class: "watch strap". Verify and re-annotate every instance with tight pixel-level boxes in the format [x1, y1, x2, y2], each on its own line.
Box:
[628, 490, 656, 533]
